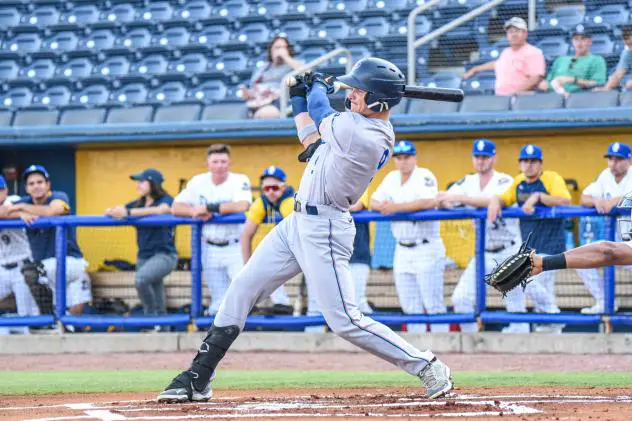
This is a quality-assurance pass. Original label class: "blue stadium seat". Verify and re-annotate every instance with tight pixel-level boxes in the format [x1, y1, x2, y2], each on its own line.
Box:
[566, 91, 619, 108]
[621, 90, 632, 107]
[187, 79, 228, 103]
[478, 38, 508, 62]
[129, 54, 168, 76]
[3, 32, 42, 54]
[387, 15, 432, 40]
[286, 0, 329, 17]
[1, 87, 33, 108]
[77, 29, 116, 52]
[585, 5, 629, 27]
[425, 71, 462, 89]
[0, 59, 19, 80]
[71, 84, 110, 105]
[202, 102, 249, 119]
[351, 17, 390, 40]
[539, 6, 585, 31]
[461, 71, 496, 95]
[364, 0, 412, 15]
[536, 37, 569, 61]
[18, 58, 56, 81]
[325, 0, 368, 15]
[334, 45, 371, 67]
[213, 0, 249, 20]
[115, 28, 152, 50]
[110, 83, 149, 105]
[106, 105, 154, 123]
[137, 2, 174, 23]
[589, 34, 616, 55]
[92, 56, 131, 78]
[151, 27, 190, 48]
[59, 108, 106, 125]
[210, 51, 249, 75]
[460, 95, 510, 112]
[13, 109, 59, 126]
[168, 53, 208, 75]
[253, 0, 289, 17]
[154, 103, 201, 122]
[191, 25, 231, 47]
[0, 7, 21, 29]
[32, 85, 71, 107]
[278, 21, 311, 42]
[20, 5, 60, 27]
[176, 1, 212, 22]
[59, 4, 99, 26]
[41, 31, 79, 53]
[512, 93, 565, 110]
[149, 81, 187, 103]
[297, 46, 328, 63]
[100, 3, 135, 24]
[55, 57, 93, 79]
[314, 19, 351, 41]
[235, 23, 271, 45]
[585, 0, 630, 11]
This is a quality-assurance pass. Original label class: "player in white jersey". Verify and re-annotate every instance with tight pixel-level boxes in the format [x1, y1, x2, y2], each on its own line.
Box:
[371, 140, 448, 333]
[172, 144, 253, 315]
[437, 139, 528, 333]
[577, 142, 632, 314]
[0, 175, 40, 320]
[158, 58, 453, 403]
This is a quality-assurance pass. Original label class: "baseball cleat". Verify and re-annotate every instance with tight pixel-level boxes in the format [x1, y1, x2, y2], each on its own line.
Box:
[419, 358, 453, 399]
[157, 370, 213, 403]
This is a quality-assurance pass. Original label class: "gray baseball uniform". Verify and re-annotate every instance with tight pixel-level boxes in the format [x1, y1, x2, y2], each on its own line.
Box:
[214, 111, 435, 376]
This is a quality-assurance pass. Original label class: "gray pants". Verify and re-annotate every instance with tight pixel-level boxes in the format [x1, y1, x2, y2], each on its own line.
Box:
[215, 209, 434, 376]
[136, 253, 177, 316]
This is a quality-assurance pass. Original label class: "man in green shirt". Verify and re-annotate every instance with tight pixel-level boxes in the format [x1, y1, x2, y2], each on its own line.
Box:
[538, 28, 607, 96]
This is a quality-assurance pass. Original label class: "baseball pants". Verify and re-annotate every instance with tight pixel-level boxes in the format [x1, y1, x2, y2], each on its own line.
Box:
[575, 268, 604, 308]
[0, 264, 39, 316]
[350, 262, 372, 314]
[41, 257, 92, 309]
[520, 270, 559, 313]
[136, 253, 177, 316]
[214, 210, 435, 376]
[393, 241, 448, 333]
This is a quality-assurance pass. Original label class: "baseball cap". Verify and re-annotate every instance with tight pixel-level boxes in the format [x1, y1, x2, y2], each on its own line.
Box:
[393, 140, 416, 156]
[472, 138, 496, 157]
[504, 17, 528, 31]
[22, 164, 50, 182]
[130, 168, 164, 184]
[260, 165, 287, 182]
[605, 142, 632, 159]
[0, 175, 6, 190]
[519, 144, 543, 161]
[571, 25, 592, 38]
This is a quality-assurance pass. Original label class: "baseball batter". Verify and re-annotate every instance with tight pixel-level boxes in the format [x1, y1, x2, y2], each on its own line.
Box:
[437, 139, 528, 333]
[371, 140, 448, 333]
[158, 58, 453, 403]
[578, 142, 632, 314]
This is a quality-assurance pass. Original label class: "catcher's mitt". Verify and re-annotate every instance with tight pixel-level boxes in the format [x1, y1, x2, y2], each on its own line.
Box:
[484, 232, 535, 296]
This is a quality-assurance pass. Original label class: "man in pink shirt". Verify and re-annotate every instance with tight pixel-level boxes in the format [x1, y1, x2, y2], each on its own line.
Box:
[464, 17, 546, 96]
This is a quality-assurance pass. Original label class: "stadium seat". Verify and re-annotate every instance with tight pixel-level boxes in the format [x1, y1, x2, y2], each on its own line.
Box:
[461, 71, 495, 95]
[235, 23, 271, 46]
[202, 102, 249, 120]
[55, 58, 93, 79]
[620, 91, 632, 107]
[210, 51, 249, 75]
[70, 85, 110, 106]
[539, 6, 584, 31]
[589, 34, 615, 55]
[325, 0, 368, 15]
[78, 29, 116, 52]
[13, 109, 59, 126]
[286, 0, 329, 17]
[0, 59, 19, 80]
[0, 109, 12, 126]
[149, 82, 187, 103]
[460, 96, 511, 112]
[566, 91, 619, 108]
[387, 15, 432, 39]
[151, 27, 190, 49]
[3, 32, 42, 54]
[351, 17, 390, 40]
[212, 0, 249, 20]
[92, 56, 131, 78]
[364, 0, 411, 15]
[100, 3, 135, 24]
[425, 71, 461, 89]
[314, 19, 351, 41]
[1, 87, 33, 108]
[512, 93, 565, 111]
[32, 85, 71, 107]
[191, 25, 231, 47]
[154, 104, 202, 123]
[478, 38, 509, 61]
[20, 6, 60, 27]
[115, 28, 152, 50]
[278, 21, 311, 42]
[585, 5, 629, 28]
[59, 4, 100, 26]
[297, 46, 328, 64]
[106, 105, 154, 124]
[129, 54, 168, 76]
[0, 7, 20, 29]
[408, 98, 459, 114]
[59, 107, 107, 125]
[176, 1, 212, 22]
[41, 31, 79, 53]
[137, 2, 173, 23]
[18, 59, 56, 81]
[253, 0, 289, 17]
[168, 53, 208, 75]
[536, 37, 570, 61]
[110, 83, 149, 105]
[186, 79, 228, 103]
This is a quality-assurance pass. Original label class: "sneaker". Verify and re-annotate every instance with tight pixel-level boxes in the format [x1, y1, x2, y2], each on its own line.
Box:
[580, 304, 604, 314]
[157, 371, 214, 403]
[418, 358, 453, 399]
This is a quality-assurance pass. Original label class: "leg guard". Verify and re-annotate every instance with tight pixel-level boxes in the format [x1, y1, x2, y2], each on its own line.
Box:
[189, 324, 240, 390]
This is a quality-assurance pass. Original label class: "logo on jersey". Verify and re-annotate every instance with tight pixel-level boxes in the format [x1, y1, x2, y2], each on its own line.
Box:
[242, 181, 250, 191]
[498, 177, 510, 185]
[424, 177, 435, 187]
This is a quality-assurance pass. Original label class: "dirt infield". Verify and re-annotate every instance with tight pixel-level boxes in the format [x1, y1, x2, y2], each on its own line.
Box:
[1, 387, 632, 421]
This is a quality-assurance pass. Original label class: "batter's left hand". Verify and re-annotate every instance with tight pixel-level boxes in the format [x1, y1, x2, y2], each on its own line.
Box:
[304, 72, 335, 94]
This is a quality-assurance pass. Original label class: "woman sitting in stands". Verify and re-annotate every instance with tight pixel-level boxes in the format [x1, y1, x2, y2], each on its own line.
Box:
[240, 35, 303, 119]
[105, 169, 177, 324]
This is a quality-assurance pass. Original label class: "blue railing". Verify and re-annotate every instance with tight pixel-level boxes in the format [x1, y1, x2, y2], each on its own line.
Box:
[0, 206, 629, 330]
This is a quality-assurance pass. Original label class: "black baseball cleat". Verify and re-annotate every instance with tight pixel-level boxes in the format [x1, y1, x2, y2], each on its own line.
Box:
[157, 370, 213, 403]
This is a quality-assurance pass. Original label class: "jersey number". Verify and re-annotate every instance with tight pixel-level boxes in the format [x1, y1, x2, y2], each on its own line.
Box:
[0, 234, 9, 246]
[377, 149, 389, 170]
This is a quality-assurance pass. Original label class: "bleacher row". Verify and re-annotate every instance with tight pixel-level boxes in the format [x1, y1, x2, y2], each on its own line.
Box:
[1, 0, 632, 125]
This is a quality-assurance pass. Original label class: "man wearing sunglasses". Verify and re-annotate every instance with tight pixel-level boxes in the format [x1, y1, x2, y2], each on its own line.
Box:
[538, 27, 606, 96]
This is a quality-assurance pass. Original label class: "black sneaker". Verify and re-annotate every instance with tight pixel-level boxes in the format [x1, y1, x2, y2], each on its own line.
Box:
[156, 370, 213, 403]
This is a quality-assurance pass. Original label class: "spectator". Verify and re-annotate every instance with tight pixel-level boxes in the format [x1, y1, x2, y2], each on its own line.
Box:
[538, 28, 607, 96]
[371, 140, 447, 333]
[595, 26, 632, 92]
[240, 166, 293, 314]
[464, 17, 545, 96]
[349, 191, 373, 314]
[240, 35, 303, 119]
[105, 169, 176, 321]
[8, 165, 91, 316]
[172, 144, 252, 315]
[488, 145, 571, 333]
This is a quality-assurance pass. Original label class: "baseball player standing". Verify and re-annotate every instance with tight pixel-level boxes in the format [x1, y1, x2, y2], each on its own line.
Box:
[371, 140, 448, 333]
[578, 142, 632, 314]
[172, 144, 252, 316]
[158, 58, 452, 403]
[349, 191, 373, 314]
[437, 139, 528, 333]
[8, 165, 91, 316]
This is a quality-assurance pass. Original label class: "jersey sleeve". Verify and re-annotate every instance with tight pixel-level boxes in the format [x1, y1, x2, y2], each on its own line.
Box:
[498, 177, 519, 206]
[447, 177, 467, 195]
[49, 191, 71, 214]
[359, 190, 370, 209]
[156, 194, 174, 206]
[371, 172, 393, 202]
[321, 112, 356, 153]
[125, 199, 139, 209]
[233, 175, 253, 203]
[418, 170, 439, 199]
[174, 178, 199, 205]
[244, 198, 265, 224]
[280, 196, 295, 218]
[544, 171, 572, 199]
[582, 181, 602, 198]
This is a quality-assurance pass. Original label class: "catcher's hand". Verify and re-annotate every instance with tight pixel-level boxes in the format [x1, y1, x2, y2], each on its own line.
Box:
[304, 72, 336, 94]
[484, 232, 535, 296]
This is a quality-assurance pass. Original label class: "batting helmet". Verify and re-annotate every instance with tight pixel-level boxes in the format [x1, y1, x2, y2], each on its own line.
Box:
[337, 57, 406, 113]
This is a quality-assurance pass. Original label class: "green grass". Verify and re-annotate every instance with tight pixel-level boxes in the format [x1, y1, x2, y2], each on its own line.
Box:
[1, 370, 632, 396]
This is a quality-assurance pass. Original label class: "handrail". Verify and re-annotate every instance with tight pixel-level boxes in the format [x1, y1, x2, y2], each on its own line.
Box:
[407, 0, 505, 84]
[278, 47, 353, 117]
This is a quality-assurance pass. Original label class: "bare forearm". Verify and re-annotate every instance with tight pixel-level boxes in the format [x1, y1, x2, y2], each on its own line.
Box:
[472, 61, 495, 74]
[605, 69, 625, 90]
[172, 202, 195, 217]
[241, 237, 252, 262]
[398, 199, 436, 212]
[579, 194, 595, 207]
[130, 205, 170, 217]
[459, 195, 491, 208]
[15, 204, 59, 216]
[566, 241, 632, 267]
[517, 75, 543, 92]
[220, 201, 250, 214]
[538, 194, 570, 207]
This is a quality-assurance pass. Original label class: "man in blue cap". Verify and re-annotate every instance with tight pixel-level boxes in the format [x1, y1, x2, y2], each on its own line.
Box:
[577, 142, 632, 314]
[488, 145, 571, 333]
[437, 139, 528, 333]
[6, 165, 91, 316]
[371, 140, 448, 333]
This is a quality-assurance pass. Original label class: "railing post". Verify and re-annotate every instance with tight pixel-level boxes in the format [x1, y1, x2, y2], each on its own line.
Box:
[475, 216, 487, 318]
[604, 216, 616, 316]
[190, 222, 203, 319]
[54, 225, 67, 319]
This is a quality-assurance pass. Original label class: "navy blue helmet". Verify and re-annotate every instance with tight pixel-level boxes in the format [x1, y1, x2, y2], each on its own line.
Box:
[337, 57, 406, 112]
